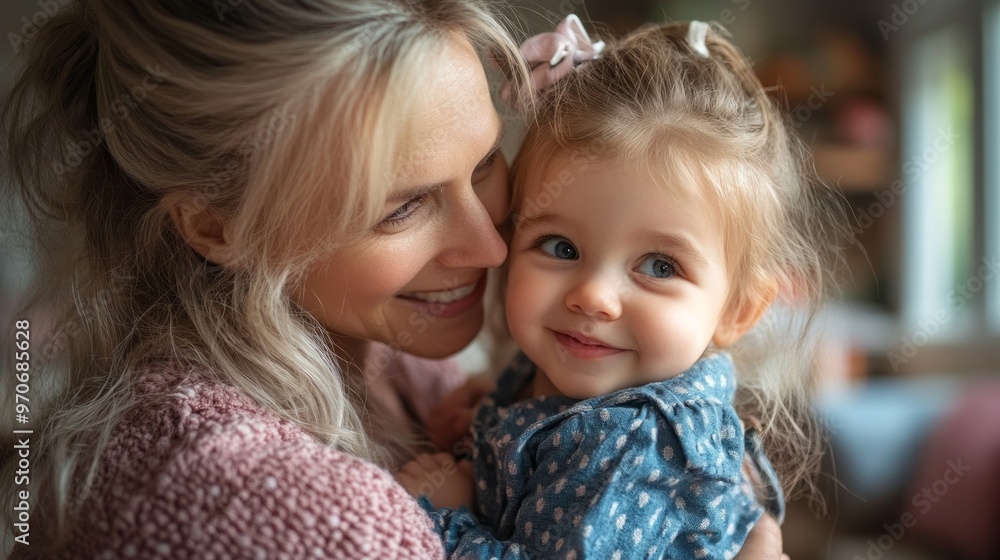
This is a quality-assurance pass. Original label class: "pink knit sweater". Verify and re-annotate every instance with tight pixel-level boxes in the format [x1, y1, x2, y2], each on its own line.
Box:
[14, 344, 465, 558]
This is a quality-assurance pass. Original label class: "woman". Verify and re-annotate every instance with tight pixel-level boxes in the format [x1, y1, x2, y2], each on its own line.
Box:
[1, 0, 785, 557]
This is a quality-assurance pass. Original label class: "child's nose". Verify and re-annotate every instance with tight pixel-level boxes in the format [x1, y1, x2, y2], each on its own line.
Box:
[565, 271, 623, 321]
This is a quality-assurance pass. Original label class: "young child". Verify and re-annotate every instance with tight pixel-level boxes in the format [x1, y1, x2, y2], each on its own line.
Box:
[397, 17, 842, 559]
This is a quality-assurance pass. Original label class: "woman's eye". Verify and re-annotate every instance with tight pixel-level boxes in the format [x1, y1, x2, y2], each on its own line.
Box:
[537, 236, 578, 260]
[637, 254, 677, 279]
[381, 194, 427, 227]
[471, 151, 498, 184]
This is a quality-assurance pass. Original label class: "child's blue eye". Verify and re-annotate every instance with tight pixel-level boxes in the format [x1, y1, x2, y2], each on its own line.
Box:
[537, 236, 578, 260]
[637, 255, 677, 278]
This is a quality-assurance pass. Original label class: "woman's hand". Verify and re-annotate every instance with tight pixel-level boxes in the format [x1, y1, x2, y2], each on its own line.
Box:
[395, 452, 476, 511]
[735, 514, 789, 560]
[426, 376, 494, 453]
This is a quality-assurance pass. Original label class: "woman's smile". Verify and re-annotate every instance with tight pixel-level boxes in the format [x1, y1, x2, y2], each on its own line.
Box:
[398, 273, 488, 319]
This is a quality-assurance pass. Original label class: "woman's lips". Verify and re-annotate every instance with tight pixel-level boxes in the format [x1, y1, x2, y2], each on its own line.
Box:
[552, 329, 625, 360]
[397, 274, 487, 319]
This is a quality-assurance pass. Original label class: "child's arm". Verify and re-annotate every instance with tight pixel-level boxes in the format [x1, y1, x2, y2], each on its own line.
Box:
[738, 513, 789, 560]
[395, 453, 537, 558]
[425, 376, 494, 453]
[395, 452, 476, 511]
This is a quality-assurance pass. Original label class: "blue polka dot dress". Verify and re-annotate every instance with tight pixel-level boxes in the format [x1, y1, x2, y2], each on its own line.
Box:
[419, 352, 784, 559]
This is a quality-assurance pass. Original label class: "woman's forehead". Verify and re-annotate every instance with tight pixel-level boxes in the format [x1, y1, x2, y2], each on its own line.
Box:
[392, 35, 500, 188]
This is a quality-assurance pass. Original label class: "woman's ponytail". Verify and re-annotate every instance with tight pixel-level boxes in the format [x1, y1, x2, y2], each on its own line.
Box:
[3, 1, 102, 224]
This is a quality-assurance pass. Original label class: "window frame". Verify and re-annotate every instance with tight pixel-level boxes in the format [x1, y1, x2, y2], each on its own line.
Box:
[887, 0, 1000, 374]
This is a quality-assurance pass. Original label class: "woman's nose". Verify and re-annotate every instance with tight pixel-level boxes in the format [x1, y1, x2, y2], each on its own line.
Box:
[437, 187, 508, 269]
[477, 152, 511, 228]
[565, 271, 623, 321]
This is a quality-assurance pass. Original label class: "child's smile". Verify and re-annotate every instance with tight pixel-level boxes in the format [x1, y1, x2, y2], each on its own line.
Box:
[506, 151, 740, 399]
[550, 328, 627, 360]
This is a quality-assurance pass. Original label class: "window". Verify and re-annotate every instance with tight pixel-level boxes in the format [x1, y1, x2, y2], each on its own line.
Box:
[987, 1, 1000, 328]
[901, 26, 975, 337]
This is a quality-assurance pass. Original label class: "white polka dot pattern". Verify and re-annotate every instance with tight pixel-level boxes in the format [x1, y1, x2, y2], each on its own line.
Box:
[426, 352, 771, 558]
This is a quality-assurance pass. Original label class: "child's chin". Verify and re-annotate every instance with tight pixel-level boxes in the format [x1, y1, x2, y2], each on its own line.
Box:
[549, 374, 619, 400]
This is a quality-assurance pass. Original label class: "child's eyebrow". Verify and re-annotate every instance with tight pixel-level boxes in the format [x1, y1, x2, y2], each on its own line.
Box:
[511, 212, 569, 231]
[642, 231, 709, 268]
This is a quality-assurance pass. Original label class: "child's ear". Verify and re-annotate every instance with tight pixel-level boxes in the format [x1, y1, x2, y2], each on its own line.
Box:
[712, 279, 778, 348]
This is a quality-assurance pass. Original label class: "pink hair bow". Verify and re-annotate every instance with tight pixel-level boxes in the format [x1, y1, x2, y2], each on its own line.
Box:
[502, 14, 604, 103]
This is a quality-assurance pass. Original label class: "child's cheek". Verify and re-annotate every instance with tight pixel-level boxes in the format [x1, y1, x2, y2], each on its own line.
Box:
[505, 254, 564, 347]
[633, 300, 714, 377]
[504, 256, 540, 329]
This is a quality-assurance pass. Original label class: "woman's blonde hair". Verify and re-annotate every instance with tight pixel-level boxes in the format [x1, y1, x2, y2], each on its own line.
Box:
[509, 21, 850, 502]
[1, 0, 530, 548]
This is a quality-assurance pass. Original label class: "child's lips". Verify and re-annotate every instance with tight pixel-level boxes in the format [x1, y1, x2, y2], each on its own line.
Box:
[560, 329, 618, 348]
[552, 329, 625, 359]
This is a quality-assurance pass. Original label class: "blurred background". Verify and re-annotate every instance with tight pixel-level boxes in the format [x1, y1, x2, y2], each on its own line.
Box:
[2, 0, 998, 558]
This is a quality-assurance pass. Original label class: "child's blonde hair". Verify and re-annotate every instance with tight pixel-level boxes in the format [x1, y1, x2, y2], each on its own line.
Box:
[510, 20, 849, 502]
[1, 0, 530, 549]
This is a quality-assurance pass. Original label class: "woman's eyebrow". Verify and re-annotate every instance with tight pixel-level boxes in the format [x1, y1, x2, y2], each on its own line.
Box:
[485, 122, 506, 159]
[390, 120, 505, 204]
[386, 183, 442, 205]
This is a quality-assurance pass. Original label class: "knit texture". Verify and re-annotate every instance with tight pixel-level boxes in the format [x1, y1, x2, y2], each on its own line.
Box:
[12, 344, 460, 559]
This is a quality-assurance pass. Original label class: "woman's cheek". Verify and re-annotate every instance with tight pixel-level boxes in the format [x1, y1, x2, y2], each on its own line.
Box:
[297, 239, 430, 327]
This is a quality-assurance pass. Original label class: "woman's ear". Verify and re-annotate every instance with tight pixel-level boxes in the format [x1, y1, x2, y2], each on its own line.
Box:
[163, 194, 237, 267]
[712, 279, 778, 348]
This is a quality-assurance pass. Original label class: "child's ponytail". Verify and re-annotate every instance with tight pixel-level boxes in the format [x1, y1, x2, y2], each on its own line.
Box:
[702, 23, 784, 147]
